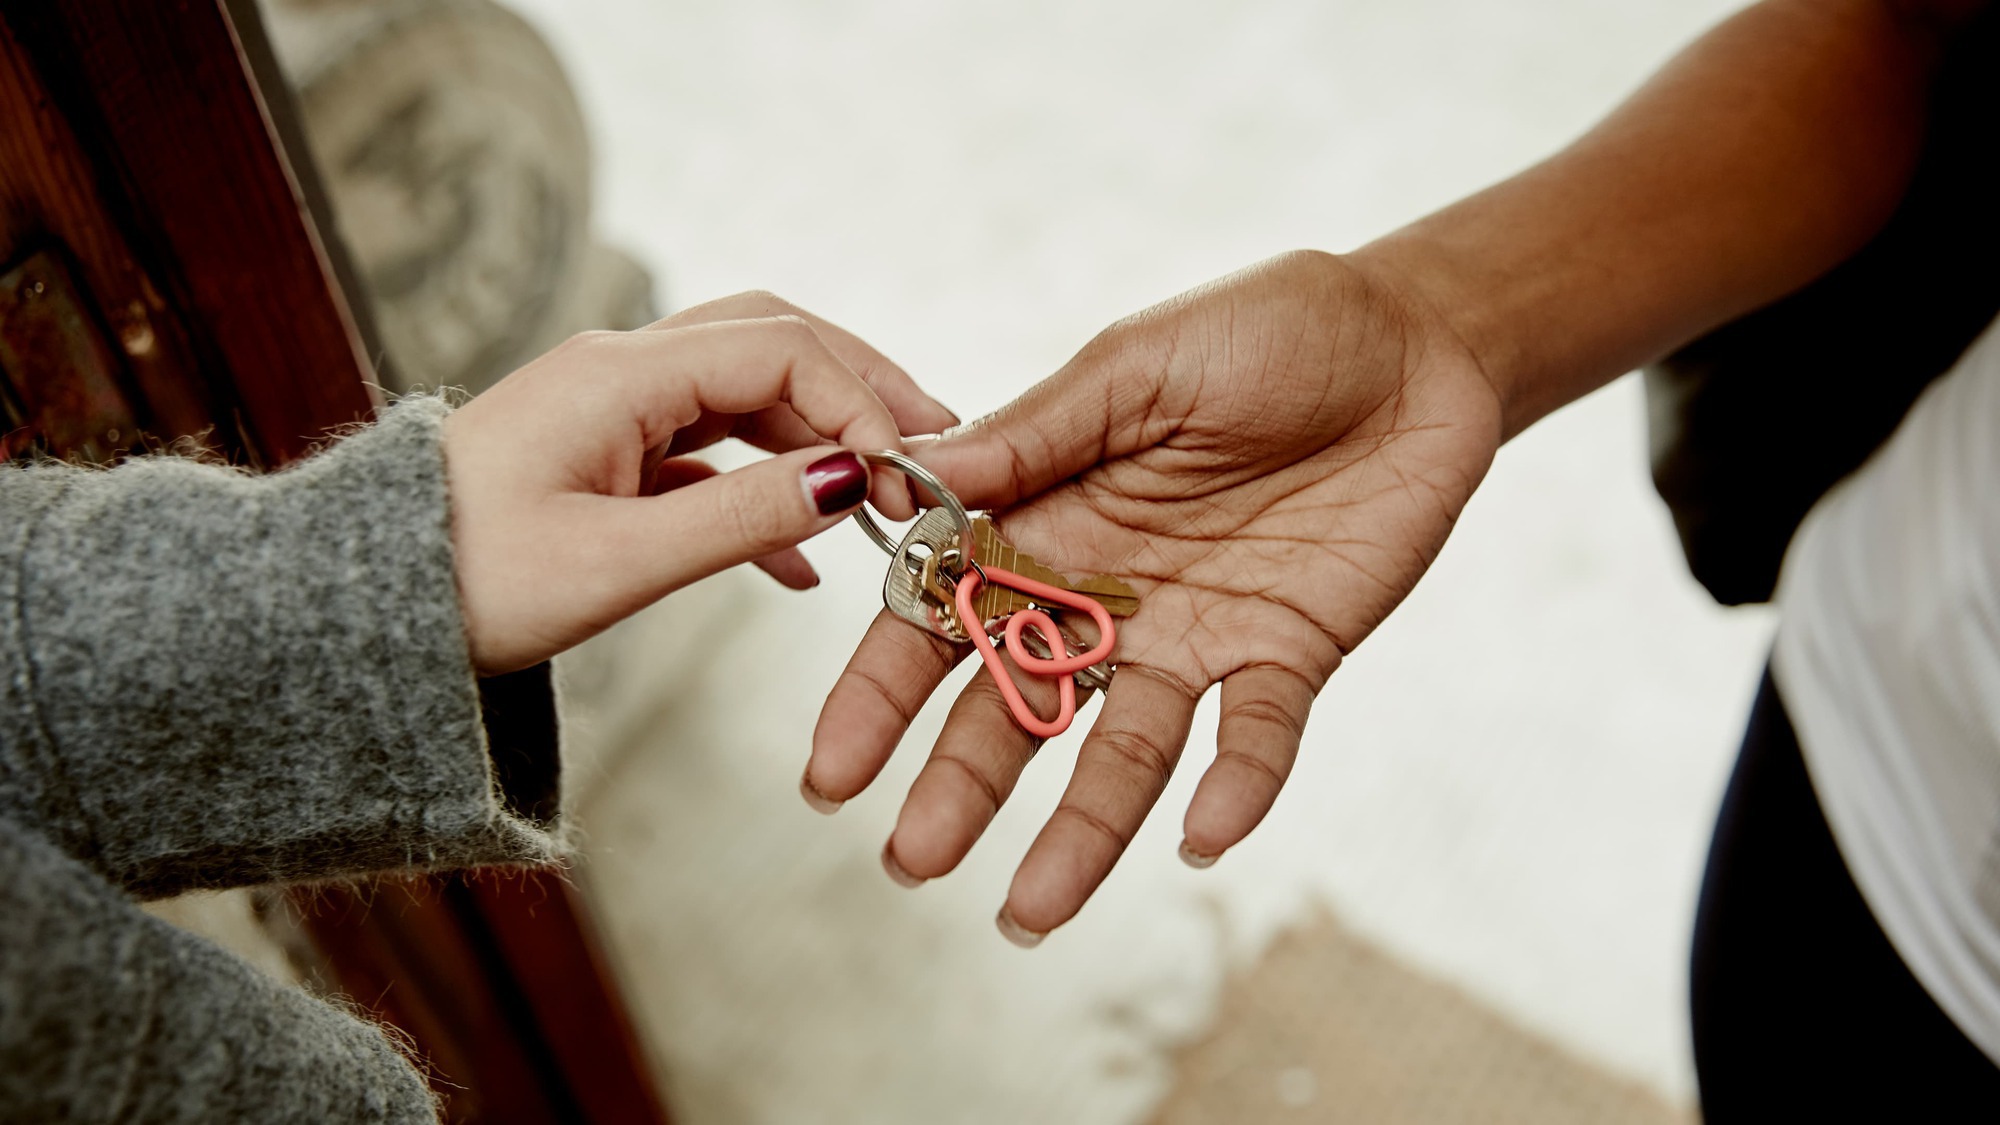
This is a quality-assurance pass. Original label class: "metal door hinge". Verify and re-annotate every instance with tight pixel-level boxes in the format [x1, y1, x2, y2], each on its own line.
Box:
[0, 246, 143, 462]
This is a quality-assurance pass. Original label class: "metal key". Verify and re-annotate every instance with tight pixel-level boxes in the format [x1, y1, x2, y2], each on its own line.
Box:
[859, 451, 1131, 725]
[884, 509, 1140, 646]
[921, 518, 1139, 628]
[881, 506, 978, 641]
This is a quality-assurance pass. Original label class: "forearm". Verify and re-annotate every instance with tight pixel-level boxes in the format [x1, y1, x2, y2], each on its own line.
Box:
[0, 819, 437, 1122]
[1353, 0, 1981, 439]
[0, 399, 565, 896]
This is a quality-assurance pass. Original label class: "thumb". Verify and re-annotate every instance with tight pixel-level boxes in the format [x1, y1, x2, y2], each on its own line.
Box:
[917, 326, 1171, 510]
[627, 447, 870, 594]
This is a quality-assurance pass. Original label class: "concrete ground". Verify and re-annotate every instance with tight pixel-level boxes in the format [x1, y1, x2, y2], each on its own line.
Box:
[505, 0, 1772, 1120]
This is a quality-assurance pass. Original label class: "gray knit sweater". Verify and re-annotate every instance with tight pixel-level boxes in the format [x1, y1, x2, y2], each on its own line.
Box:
[0, 398, 567, 1123]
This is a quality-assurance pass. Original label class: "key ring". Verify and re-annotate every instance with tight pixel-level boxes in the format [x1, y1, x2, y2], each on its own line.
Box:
[1016, 627, 1116, 694]
[853, 447, 1118, 738]
[852, 450, 975, 565]
[953, 564, 1118, 739]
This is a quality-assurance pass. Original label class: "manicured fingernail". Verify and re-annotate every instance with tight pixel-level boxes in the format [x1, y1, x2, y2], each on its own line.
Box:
[880, 843, 925, 888]
[804, 451, 867, 515]
[798, 774, 842, 815]
[995, 906, 1045, 949]
[1178, 840, 1219, 869]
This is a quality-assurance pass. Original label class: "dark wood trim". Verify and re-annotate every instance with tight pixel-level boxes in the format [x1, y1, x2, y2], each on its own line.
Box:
[1, 5, 233, 452]
[2, 0, 377, 465]
[216, 0, 401, 393]
[299, 871, 671, 1125]
[2, 5, 673, 1121]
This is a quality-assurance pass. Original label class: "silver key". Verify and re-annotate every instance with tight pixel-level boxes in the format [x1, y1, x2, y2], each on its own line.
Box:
[920, 518, 1139, 624]
[882, 506, 977, 641]
[882, 509, 1122, 698]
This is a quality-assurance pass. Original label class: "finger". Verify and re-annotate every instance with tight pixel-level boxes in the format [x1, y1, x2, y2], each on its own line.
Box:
[754, 547, 819, 590]
[651, 291, 959, 433]
[590, 445, 868, 608]
[883, 654, 1070, 886]
[806, 610, 962, 812]
[659, 413, 738, 458]
[588, 320, 903, 457]
[665, 400, 892, 460]
[724, 409, 827, 455]
[594, 320, 916, 519]
[917, 315, 1184, 509]
[648, 456, 818, 587]
[792, 312, 958, 435]
[1180, 665, 1318, 867]
[646, 454, 719, 495]
[698, 334, 921, 521]
[998, 666, 1201, 946]
[647, 301, 933, 515]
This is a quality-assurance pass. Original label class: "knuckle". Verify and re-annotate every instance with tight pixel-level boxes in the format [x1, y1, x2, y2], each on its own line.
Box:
[761, 315, 830, 358]
[933, 754, 1005, 817]
[1051, 803, 1132, 851]
[715, 484, 793, 550]
[1124, 662, 1204, 703]
[734, 288, 789, 311]
[848, 664, 921, 727]
[1212, 746, 1289, 790]
[1222, 697, 1305, 742]
[1273, 247, 1340, 276]
[1093, 726, 1177, 781]
[559, 328, 620, 355]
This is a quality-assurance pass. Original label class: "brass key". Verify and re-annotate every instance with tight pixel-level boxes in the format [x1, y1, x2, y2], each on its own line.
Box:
[857, 450, 1132, 732]
[921, 517, 1139, 634]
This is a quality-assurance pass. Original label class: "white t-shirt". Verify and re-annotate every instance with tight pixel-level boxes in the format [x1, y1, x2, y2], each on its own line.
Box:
[1773, 312, 2000, 1063]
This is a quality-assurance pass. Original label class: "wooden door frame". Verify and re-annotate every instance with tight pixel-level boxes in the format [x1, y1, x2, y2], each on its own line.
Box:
[1, 4, 668, 1120]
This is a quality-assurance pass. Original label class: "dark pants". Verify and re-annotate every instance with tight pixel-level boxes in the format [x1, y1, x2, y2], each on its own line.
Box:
[1691, 669, 2000, 1121]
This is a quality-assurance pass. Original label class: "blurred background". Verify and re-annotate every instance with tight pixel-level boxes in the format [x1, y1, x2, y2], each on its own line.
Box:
[229, 0, 1775, 1119]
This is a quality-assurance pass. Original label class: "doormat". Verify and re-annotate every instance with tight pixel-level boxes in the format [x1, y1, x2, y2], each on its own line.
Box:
[1149, 907, 1692, 1125]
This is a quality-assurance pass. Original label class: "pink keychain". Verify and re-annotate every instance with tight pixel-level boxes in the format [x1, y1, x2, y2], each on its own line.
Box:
[954, 564, 1118, 738]
[853, 450, 1134, 739]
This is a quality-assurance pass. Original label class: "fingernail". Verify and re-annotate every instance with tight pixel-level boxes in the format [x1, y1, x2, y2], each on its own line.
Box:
[881, 842, 925, 888]
[804, 451, 868, 516]
[1178, 840, 1220, 869]
[799, 774, 843, 815]
[995, 906, 1045, 949]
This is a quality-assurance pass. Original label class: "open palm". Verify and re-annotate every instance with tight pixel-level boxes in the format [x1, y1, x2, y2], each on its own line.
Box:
[807, 251, 1503, 944]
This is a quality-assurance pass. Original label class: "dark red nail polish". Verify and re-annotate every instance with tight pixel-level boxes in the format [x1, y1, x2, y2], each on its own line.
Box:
[805, 451, 868, 515]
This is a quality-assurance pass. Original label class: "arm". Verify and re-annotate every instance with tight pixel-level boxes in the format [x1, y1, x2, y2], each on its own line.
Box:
[0, 817, 437, 1123]
[0, 400, 560, 898]
[0, 436, 538, 1123]
[1363, 0, 1985, 438]
[1, 293, 946, 899]
[809, 0, 1987, 943]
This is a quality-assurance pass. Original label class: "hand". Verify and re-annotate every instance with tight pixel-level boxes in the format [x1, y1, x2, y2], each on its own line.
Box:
[805, 251, 1504, 944]
[446, 293, 955, 674]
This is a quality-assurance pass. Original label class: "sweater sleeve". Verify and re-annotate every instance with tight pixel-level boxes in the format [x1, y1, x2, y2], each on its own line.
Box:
[0, 397, 566, 899]
[0, 816, 440, 1124]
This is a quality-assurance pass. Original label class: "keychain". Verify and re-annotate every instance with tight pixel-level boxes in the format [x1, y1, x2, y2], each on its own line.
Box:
[851, 450, 1139, 737]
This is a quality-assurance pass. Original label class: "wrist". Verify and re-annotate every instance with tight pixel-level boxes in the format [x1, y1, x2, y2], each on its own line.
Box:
[1341, 236, 1528, 438]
